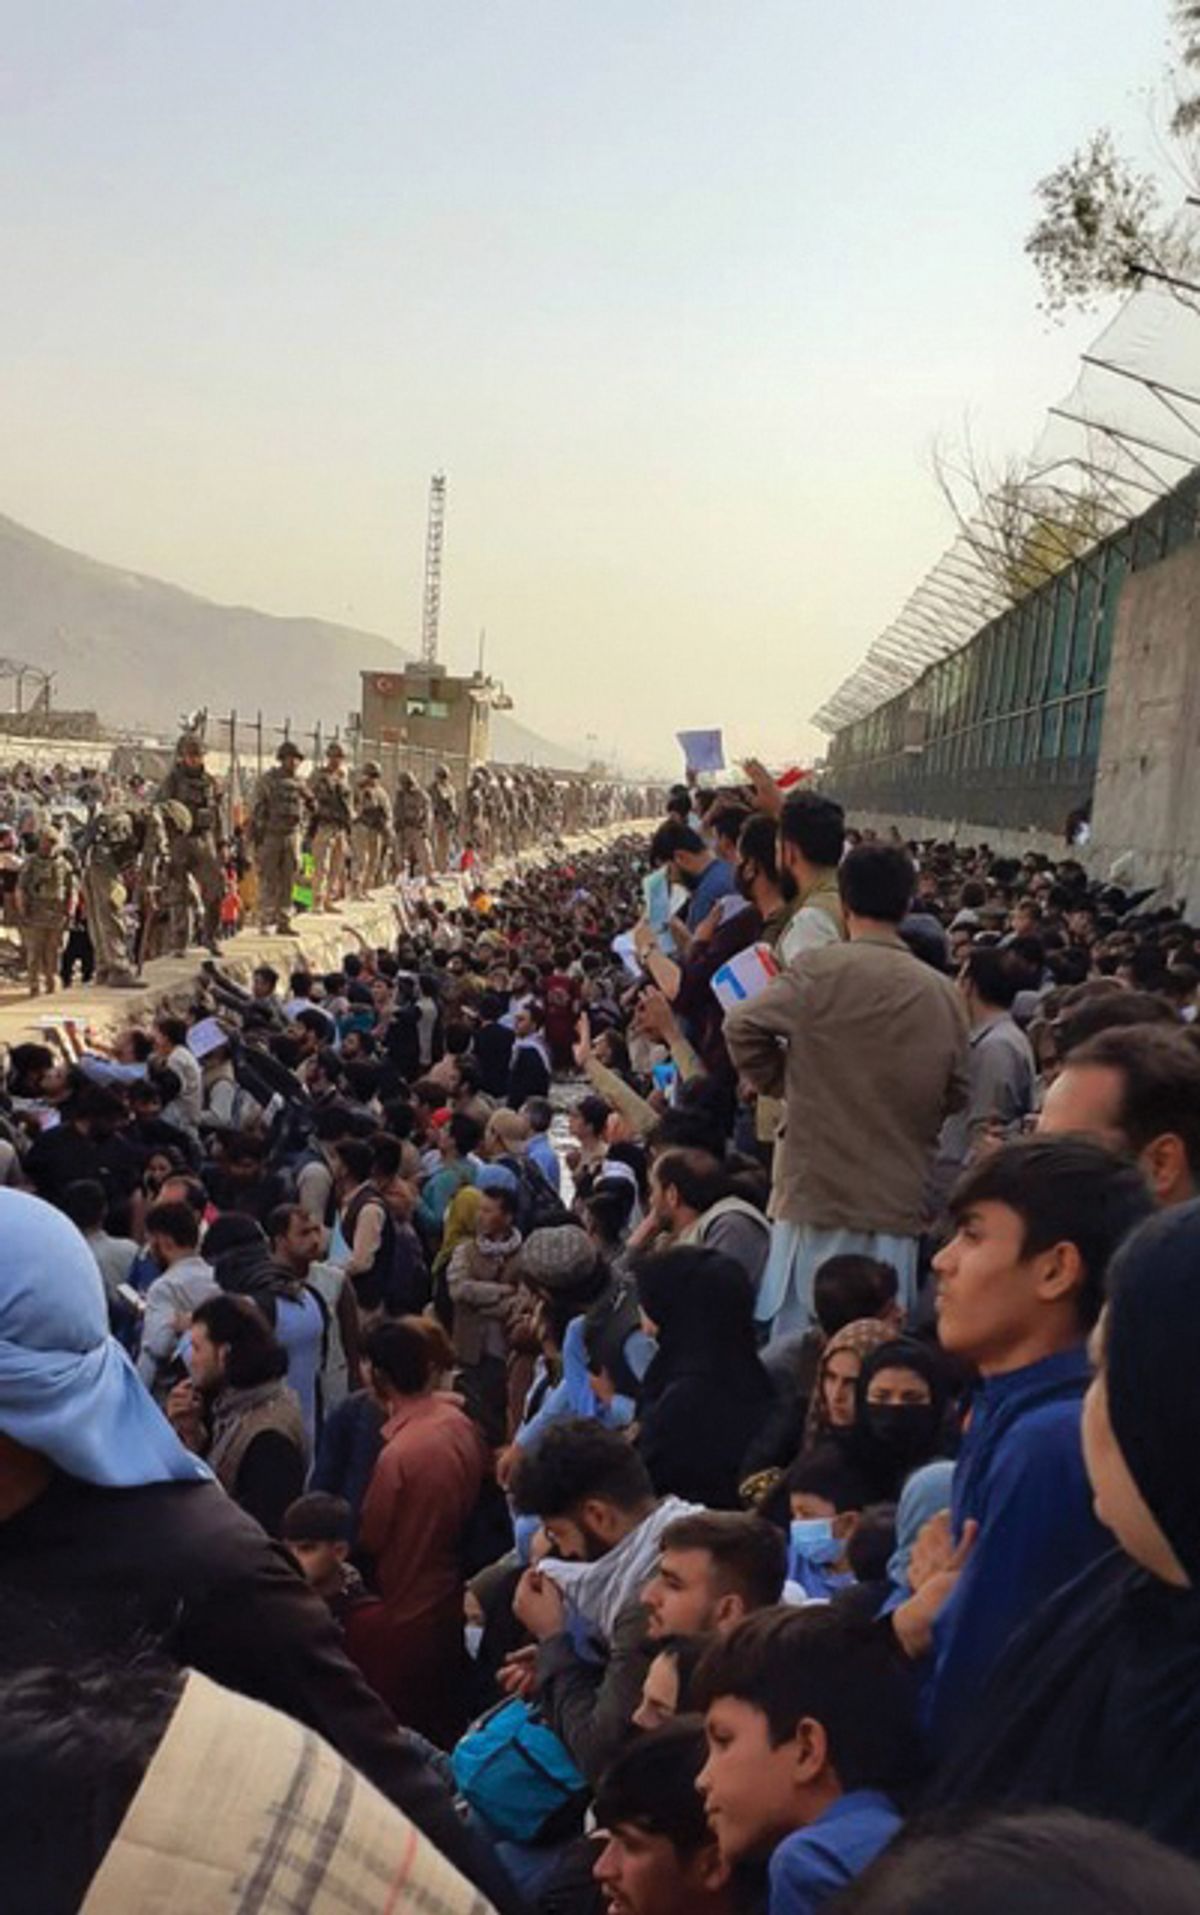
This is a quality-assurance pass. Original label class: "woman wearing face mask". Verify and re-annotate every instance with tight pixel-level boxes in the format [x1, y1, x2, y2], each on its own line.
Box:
[852, 1338, 954, 1502]
[928, 1202, 1200, 1856]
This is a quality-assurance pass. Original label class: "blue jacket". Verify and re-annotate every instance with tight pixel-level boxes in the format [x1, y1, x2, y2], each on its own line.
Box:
[928, 1345, 1109, 1751]
[769, 1790, 901, 1913]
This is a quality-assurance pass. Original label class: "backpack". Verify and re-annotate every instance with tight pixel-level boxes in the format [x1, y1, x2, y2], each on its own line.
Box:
[499, 1153, 571, 1237]
[451, 1697, 588, 1843]
[385, 1220, 432, 1318]
[583, 1276, 645, 1400]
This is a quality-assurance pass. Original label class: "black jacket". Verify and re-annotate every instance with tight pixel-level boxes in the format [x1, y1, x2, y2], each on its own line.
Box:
[507, 1044, 551, 1110]
[0, 1473, 523, 1913]
[473, 1022, 515, 1099]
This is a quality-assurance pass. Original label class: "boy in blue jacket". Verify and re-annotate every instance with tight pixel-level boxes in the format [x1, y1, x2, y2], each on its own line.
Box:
[694, 1607, 919, 1914]
[891, 1136, 1153, 1751]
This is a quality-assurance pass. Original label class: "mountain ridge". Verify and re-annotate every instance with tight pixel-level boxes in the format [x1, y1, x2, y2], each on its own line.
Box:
[0, 511, 586, 769]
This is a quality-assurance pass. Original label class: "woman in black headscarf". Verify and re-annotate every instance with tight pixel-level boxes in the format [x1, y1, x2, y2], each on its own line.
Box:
[928, 1201, 1200, 1858]
[634, 1246, 775, 1509]
[850, 1337, 955, 1501]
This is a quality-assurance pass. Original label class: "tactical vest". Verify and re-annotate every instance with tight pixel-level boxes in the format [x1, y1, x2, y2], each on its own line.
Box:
[259, 768, 310, 834]
[161, 764, 219, 836]
[21, 852, 73, 921]
[357, 785, 391, 832]
[310, 769, 352, 830]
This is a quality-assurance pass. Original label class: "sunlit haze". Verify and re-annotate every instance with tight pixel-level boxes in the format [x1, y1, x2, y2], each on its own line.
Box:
[0, 1, 1171, 771]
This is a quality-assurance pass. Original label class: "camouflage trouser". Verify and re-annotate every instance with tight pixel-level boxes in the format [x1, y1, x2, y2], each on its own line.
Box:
[432, 819, 454, 869]
[398, 826, 432, 878]
[23, 918, 66, 991]
[257, 831, 300, 928]
[353, 824, 391, 894]
[82, 857, 134, 981]
[168, 833, 223, 953]
[312, 826, 348, 909]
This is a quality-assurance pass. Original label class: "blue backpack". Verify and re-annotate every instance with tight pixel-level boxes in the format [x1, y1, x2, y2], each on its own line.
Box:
[451, 1698, 588, 1843]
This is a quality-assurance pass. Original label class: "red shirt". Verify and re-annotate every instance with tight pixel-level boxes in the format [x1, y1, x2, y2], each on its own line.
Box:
[359, 1394, 485, 1625]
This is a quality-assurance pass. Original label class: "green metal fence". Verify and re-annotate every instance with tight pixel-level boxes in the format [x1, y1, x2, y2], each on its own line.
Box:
[825, 473, 1200, 833]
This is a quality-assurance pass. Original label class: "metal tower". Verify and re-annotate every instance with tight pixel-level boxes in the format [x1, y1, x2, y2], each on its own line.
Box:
[420, 471, 447, 665]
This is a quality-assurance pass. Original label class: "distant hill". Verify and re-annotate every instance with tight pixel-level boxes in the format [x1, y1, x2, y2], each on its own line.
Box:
[0, 512, 585, 769]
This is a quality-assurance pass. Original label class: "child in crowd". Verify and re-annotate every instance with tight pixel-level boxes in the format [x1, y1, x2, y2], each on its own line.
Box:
[693, 1606, 920, 1914]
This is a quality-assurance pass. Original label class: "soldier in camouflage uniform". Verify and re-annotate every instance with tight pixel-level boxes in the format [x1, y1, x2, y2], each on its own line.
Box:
[309, 740, 353, 912]
[394, 770, 433, 877]
[428, 763, 459, 870]
[252, 740, 312, 934]
[352, 760, 393, 896]
[466, 766, 491, 864]
[17, 826, 76, 995]
[156, 732, 224, 956]
[81, 798, 166, 987]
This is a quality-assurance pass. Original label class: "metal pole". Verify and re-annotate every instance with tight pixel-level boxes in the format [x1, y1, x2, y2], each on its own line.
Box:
[227, 709, 237, 836]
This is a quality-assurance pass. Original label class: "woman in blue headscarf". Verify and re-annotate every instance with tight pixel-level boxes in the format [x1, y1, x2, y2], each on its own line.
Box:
[881, 1460, 956, 1612]
[0, 1189, 522, 1913]
[0, 1189, 211, 1490]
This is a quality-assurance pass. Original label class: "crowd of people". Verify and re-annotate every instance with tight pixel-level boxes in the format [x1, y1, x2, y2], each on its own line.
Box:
[0, 738, 660, 991]
[4, 766, 1200, 1913]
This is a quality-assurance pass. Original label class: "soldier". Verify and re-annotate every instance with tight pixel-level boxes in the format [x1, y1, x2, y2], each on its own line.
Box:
[466, 766, 491, 865]
[394, 769, 433, 877]
[428, 763, 459, 870]
[16, 825, 76, 996]
[308, 740, 353, 911]
[352, 760, 394, 896]
[81, 798, 159, 987]
[251, 741, 312, 934]
[156, 731, 224, 957]
[138, 801, 187, 965]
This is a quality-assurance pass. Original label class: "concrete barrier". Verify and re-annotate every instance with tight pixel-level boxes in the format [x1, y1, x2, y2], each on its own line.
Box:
[0, 822, 653, 1053]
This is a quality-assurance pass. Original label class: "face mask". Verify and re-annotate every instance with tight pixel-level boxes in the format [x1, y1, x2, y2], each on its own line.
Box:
[863, 1402, 939, 1461]
[790, 1517, 842, 1567]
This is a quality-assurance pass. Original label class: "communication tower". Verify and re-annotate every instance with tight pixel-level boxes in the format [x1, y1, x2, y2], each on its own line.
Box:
[420, 472, 447, 665]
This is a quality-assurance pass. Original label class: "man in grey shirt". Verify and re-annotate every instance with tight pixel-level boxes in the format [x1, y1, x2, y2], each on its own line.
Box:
[933, 946, 1036, 1210]
[137, 1199, 218, 1392]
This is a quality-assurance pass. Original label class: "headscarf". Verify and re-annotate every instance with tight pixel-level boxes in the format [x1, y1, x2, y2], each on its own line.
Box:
[82, 1670, 494, 1914]
[434, 1184, 483, 1277]
[803, 1318, 894, 1444]
[1107, 1201, 1200, 1586]
[852, 1336, 953, 1498]
[637, 1246, 771, 1401]
[885, 1458, 956, 1596]
[0, 1188, 210, 1487]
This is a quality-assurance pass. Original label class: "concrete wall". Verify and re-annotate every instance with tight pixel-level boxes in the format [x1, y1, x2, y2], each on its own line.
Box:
[845, 811, 1070, 862]
[1090, 540, 1200, 914]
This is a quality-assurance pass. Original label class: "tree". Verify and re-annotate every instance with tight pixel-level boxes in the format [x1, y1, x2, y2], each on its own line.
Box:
[1025, 5, 1200, 316]
[932, 431, 1120, 604]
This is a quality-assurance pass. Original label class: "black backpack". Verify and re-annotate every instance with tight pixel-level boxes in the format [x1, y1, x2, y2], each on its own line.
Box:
[498, 1153, 571, 1236]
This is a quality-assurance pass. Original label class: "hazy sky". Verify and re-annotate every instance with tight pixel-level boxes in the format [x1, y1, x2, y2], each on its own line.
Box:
[0, 2, 1176, 770]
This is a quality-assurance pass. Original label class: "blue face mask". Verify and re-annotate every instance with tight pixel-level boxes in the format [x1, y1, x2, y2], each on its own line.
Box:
[790, 1517, 842, 1568]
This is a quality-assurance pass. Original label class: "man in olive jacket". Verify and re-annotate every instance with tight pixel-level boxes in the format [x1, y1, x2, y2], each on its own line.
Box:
[726, 842, 968, 1338]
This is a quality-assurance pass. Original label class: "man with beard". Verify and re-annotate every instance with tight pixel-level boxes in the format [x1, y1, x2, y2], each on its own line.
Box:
[506, 1419, 699, 1788]
[646, 819, 737, 954]
[774, 789, 846, 963]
